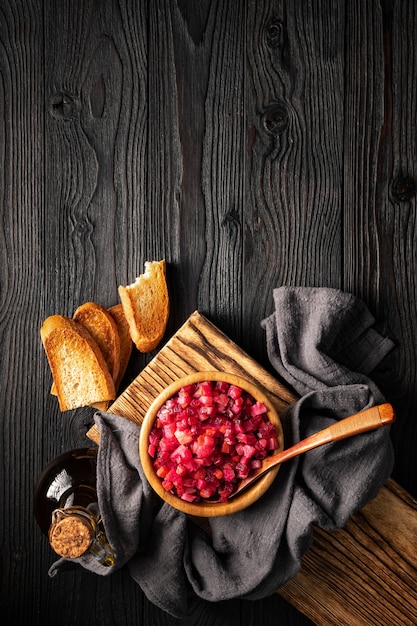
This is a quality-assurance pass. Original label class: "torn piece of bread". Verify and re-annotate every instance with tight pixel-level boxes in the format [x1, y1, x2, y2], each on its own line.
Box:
[118, 260, 169, 352]
[108, 304, 133, 389]
[40, 315, 116, 412]
[73, 302, 121, 383]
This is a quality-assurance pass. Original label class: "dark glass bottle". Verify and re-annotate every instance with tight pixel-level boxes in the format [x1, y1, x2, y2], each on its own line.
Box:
[34, 447, 115, 566]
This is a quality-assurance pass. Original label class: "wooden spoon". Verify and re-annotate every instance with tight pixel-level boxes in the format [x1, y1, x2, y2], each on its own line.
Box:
[223, 403, 395, 501]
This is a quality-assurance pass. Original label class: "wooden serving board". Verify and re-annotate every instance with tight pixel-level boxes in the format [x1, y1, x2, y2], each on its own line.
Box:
[87, 310, 296, 443]
[87, 311, 417, 626]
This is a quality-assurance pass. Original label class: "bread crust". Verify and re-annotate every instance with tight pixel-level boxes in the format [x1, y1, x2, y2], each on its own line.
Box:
[42, 260, 168, 411]
[118, 260, 169, 352]
[73, 302, 121, 383]
[40, 315, 116, 411]
[108, 304, 133, 389]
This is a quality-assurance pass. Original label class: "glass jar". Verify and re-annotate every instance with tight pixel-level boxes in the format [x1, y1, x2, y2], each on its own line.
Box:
[34, 447, 115, 566]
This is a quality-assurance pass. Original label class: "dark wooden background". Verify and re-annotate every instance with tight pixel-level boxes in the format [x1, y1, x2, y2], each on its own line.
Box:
[1, 1, 416, 624]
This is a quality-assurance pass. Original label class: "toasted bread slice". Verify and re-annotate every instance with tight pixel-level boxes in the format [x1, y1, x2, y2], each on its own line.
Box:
[118, 260, 169, 352]
[40, 315, 116, 412]
[108, 304, 133, 389]
[92, 305, 133, 411]
[49, 303, 132, 409]
[73, 302, 120, 383]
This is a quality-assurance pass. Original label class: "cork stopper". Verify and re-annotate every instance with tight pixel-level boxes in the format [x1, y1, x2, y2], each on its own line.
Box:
[49, 512, 93, 559]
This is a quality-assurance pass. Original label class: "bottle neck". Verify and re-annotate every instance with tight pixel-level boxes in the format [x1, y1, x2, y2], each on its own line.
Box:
[57, 484, 97, 510]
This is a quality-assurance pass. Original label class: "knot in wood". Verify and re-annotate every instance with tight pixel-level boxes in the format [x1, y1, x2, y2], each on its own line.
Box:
[73, 217, 93, 237]
[222, 208, 240, 227]
[265, 18, 283, 48]
[262, 101, 289, 135]
[391, 175, 416, 202]
[49, 92, 80, 121]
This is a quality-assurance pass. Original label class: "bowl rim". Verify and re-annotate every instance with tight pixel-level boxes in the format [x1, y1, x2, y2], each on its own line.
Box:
[138, 371, 284, 517]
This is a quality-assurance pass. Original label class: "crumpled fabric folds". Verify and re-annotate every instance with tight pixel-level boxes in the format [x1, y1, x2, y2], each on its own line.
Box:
[48, 287, 395, 618]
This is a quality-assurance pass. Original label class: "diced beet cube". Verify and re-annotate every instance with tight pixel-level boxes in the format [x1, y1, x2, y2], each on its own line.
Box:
[175, 464, 187, 476]
[163, 422, 177, 439]
[250, 401, 267, 416]
[148, 443, 157, 458]
[215, 393, 229, 408]
[236, 463, 250, 478]
[228, 384, 243, 399]
[221, 441, 230, 454]
[156, 465, 169, 478]
[268, 437, 279, 451]
[215, 381, 229, 393]
[170, 444, 193, 464]
[259, 422, 276, 438]
[233, 419, 245, 434]
[199, 486, 216, 499]
[241, 444, 256, 459]
[175, 429, 193, 445]
[181, 491, 197, 502]
[257, 438, 268, 450]
[199, 405, 215, 419]
[198, 381, 213, 396]
[223, 466, 236, 482]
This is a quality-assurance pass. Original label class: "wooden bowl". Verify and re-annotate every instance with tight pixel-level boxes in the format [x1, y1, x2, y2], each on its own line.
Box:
[139, 371, 284, 517]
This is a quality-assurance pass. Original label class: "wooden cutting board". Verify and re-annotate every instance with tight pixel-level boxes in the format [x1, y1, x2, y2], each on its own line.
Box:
[87, 311, 417, 626]
[87, 310, 297, 443]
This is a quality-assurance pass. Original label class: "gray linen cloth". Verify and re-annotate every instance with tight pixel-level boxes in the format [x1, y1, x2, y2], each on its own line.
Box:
[48, 287, 395, 618]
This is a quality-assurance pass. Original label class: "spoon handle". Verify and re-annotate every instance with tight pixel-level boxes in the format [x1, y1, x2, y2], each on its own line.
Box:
[270, 402, 395, 467]
[234, 403, 395, 494]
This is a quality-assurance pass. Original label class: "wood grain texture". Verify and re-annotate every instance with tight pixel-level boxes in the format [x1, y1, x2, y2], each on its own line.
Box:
[280, 479, 417, 625]
[1, 0, 417, 624]
[343, 0, 417, 498]
[243, 0, 346, 366]
[0, 0, 48, 619]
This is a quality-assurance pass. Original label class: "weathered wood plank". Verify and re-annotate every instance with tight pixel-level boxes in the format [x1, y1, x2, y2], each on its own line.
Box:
[146, 0, 248, 345]
[279, 479, 417, 625]
[42, 0, 151, 427]
[37, 2, 162, 624]
[243, 0, 346, 366]
[343, 0, 417, 497]
[0, 0, 49, 619]
[197, 0, 246, 339]
[44, 0, 144, 309]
